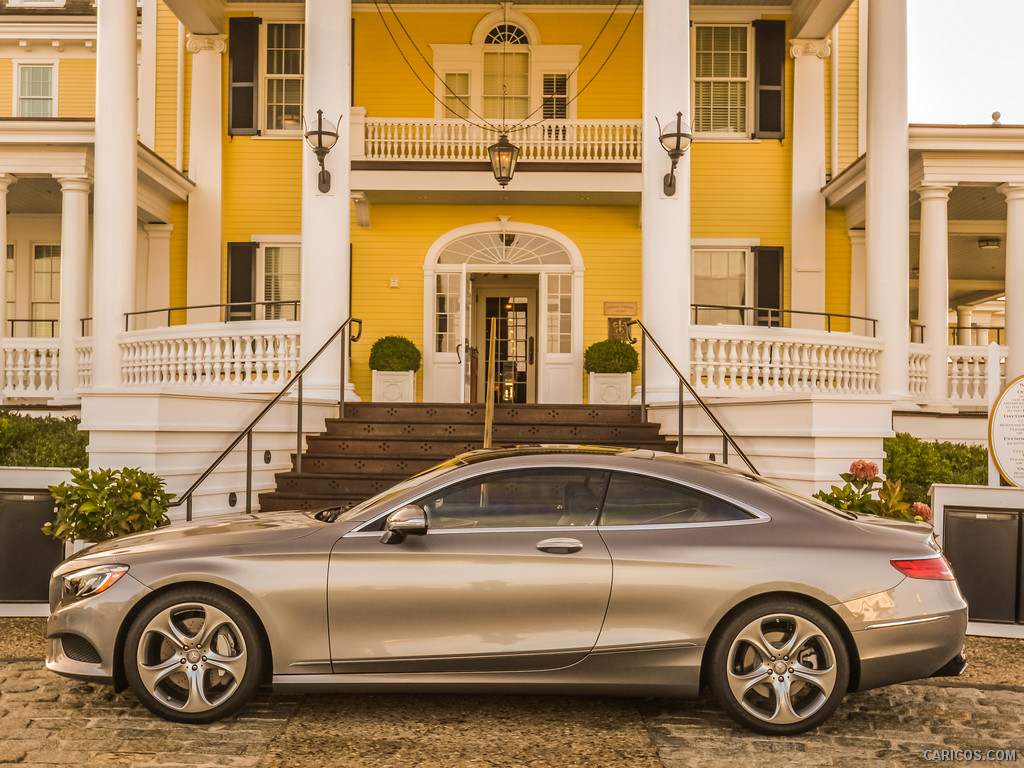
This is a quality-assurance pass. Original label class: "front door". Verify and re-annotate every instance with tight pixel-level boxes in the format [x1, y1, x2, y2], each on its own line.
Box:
[474, 278, 538, 404]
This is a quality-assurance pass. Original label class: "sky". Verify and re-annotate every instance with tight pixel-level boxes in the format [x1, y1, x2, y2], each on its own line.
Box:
[908, 0, 1024, 124]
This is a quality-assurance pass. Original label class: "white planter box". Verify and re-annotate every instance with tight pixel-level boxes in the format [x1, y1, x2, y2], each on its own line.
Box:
[372, 370, 417, 402]
[588, 372, 632, 404]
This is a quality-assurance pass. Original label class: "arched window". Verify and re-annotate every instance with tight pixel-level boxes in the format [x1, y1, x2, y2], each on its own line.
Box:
[484, 25, 529, 120]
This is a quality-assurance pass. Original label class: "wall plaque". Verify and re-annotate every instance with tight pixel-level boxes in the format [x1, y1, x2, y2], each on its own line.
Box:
[604, 302, 637, 316]
[989, 375, 1024, 487]
[608, 318, 632, 341]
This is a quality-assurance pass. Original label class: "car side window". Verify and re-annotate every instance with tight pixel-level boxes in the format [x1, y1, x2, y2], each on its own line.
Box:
[414, 468, 610, 530]
[600, 472, 754, 526]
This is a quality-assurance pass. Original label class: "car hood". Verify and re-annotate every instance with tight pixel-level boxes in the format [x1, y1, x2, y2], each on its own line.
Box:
[66, 509, 353, 565]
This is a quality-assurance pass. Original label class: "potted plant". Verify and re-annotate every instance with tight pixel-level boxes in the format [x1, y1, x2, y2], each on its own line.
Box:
[369, 335, 422, 402]
[584, 339, 639, 404]
[43, 467, 174, 551]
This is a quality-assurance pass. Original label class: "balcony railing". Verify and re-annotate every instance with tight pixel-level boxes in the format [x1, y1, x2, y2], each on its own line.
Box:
[2, 339, 59, 398]
[359, 118, 642, 163]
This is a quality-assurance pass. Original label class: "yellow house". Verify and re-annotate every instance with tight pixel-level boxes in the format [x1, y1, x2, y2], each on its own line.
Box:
[0, 0, 1019, 511]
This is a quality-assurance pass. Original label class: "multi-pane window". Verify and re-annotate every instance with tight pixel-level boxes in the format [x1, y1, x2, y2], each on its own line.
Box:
[263, 246, 300, 320]
[546, 274, 571, 354]
[692, 249, 748, 325]
[444, 73, 470, 119]
[18, 65, 54, 118]
[542, 74, 568, 120]
[264, 23, 304, 132]
[32, 244, 60, 338]
[5, 245, 14, 325]
[435, 274, 461, 354]
[694, 25, 749, 134]
[484, 47, 529, 120]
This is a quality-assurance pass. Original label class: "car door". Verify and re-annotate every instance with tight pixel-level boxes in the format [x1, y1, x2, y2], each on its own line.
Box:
[327, 467, 612, 674]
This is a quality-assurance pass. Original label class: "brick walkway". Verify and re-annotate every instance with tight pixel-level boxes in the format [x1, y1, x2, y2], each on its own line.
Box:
[1, 657, 1022, 766]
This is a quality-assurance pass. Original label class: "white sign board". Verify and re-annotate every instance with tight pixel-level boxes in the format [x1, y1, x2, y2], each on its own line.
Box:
[989, 375, 1024, 487]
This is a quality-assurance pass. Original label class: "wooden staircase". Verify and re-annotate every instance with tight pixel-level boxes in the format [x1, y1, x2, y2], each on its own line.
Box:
[259, 403, 675, 512]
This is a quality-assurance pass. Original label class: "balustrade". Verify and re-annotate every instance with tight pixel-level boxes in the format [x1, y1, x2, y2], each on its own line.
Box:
[2, 340, 59, 397]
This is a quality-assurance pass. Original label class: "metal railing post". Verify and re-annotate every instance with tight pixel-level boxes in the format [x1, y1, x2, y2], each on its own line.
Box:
[640, 334, 647, 423]
[483, 318, 497, 448]
[722, 433, 728, 464]
[296, 376, 303, 474]
[245, 431, 253, 515]
[677, 380, 684, 455]
[339, 331, 346, 418]
[186, 495, 192, 523]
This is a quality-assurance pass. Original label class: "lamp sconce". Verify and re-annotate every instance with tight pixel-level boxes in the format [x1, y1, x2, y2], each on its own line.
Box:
[487, 134, 520, 187]
[657, 111, 693, 197]
[304, 109, 341, 193]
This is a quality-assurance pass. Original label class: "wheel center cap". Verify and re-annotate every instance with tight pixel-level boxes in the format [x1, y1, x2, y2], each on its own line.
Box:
[187, 650, 201, 663]
[773, 661, 788, 675]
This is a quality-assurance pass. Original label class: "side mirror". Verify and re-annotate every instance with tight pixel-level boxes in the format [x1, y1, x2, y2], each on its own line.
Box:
[380, 504, 428, 545]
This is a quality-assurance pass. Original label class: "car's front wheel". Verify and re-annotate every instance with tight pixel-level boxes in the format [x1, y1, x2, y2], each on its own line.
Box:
[123, 588, 264, 723]
[709, 599, 850, 735]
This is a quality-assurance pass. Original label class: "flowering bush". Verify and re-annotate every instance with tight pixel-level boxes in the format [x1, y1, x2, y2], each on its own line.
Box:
[814, 461, 932, 523]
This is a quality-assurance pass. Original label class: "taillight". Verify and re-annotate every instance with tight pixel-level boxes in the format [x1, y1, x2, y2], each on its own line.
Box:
[890, 555, 955, 581]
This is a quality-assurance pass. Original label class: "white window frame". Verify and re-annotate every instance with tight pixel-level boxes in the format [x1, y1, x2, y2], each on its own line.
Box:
[690, 245, 755, 326]
[251, 236, 301, 320]
[31, 242, 60, 338]
[258, 17, 305, 138]
[7, 0, 67, 7]
[14, 61, 58, 119]
[5, 244, 15, 328]
[690, 23, 753, 139]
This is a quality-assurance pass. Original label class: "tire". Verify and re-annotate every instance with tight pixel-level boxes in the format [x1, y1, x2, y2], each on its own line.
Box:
[708, 599, 850, 735]
[123, 588, 265, 723]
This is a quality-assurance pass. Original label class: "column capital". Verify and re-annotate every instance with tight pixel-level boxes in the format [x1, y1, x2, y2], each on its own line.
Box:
[998, 182, 1024, 203]
[143, 222, 173, 239]
[915, 183, 953, 202]
[847, 228, 866, 245]
[790, 38, 831, 59]
[0, 173, 16, 193]
[186, 33, 226, 55]
[56, 175, 92, 194]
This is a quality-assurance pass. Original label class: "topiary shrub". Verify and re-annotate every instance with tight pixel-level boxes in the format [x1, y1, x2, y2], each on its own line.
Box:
[368, 335, 422, 372]
[883, 432, 988, 505]
[43, 467, 174, 543]
[583, 339, 639, 374]
[0, 410, 88, 468]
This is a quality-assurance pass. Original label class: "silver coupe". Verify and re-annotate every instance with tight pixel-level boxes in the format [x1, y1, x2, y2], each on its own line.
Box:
[46, 446, 968, 734]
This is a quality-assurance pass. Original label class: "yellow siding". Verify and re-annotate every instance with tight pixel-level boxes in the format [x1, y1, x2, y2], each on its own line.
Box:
[691, 19, 793, 310]
[0, 60, 11, 117]
[169, 202, 189, 323]
[350, 204, 640, 401]
[824, 208, 852, 330]
[837, 1, 861, 169]
[57, 59, 95, 118]
[155, 1, 188, 166]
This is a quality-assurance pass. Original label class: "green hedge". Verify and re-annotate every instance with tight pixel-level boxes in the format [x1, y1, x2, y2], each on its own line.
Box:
[0, 410, 89, 468]
[883, 432, 987, 505]
[583, 339, 639, 374]
[368, 335, 422, 371]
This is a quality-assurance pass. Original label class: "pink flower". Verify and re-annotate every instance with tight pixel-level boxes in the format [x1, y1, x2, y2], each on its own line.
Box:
[912, 502, 932, 522]
[849, 460, 879, 482]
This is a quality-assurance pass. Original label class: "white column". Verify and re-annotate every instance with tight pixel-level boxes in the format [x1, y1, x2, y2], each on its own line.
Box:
[91, 0, 138, 390]
[790, 38, 830, 325]
[917, 184, 952, 405]
[185, 34, 226, 323]
[301, 0, 353, 400]
[144, 224, 173, 329]
[0, 175, 12, 401]
[1000, 183, 1024, 381]
[53, 177, 91, 404]
[848, 229, 867, 333]
[640, 0, 690, 399]
[955, 306, 974, 346]
[865, 0, 909, 398]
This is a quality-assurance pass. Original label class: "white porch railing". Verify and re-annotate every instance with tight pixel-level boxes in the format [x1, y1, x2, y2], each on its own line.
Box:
[908, 343, 928, 399]
[690, 326, 882, 395]
[361, 118, 642, 162]
[948, 345, 1006, 404]
[76, 340, 93, 390]
[119, 321, 300, 390]
[2, 339, 59, 398]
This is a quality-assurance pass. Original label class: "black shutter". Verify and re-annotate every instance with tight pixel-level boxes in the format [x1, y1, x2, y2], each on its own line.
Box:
[228, 17, 261, 136]
[753, 20, 785, 139]
[227, 242, 257, 322]
[753, 246, 783, 327]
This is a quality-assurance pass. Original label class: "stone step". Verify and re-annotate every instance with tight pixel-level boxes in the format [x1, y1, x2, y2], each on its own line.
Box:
[321, 420, 664, 442]
[335, 402, 645, 425]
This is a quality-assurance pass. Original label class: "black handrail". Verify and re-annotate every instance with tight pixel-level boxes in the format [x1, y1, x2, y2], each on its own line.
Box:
[169, 316, 363, 521]
[6, 318, 58, 338]
[691, 304, 877, 337]
[628, 319, 759, 475]
[124, 300, 301, 331]
[950, 325, 1005, 345]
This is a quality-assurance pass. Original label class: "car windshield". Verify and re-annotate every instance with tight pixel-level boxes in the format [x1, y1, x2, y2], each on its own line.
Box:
[318, 461, 463, 523]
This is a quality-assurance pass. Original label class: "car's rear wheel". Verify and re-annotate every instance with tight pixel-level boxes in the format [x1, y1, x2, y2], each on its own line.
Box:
[123, 588, 264, 723]
[709, 599, 849, 735]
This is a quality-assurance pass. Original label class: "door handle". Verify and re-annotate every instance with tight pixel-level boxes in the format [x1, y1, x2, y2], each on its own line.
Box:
[528, 335, 535, 365]
[456, 343, 462, 364]
[537, 537, 583, 554]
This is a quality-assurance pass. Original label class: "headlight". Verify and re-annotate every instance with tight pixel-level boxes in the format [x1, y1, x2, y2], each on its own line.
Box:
[63, 564, 129, 601]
